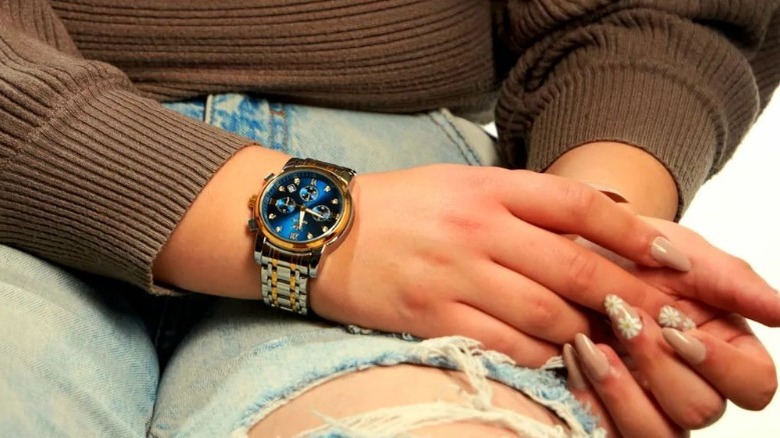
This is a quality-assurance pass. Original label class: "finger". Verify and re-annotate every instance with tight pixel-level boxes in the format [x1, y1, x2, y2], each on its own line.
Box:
[638, 217, 780, 327]
[497, 171, 690, 272]
[413, 302, 559, 367]
[562, 344, 620, 437]
[567, 337, 683, 437]
[462, 260, 591, 344]
[489, 218, 674, 314]
[604, 296, 726, 430]
[662, 320, 778, 410]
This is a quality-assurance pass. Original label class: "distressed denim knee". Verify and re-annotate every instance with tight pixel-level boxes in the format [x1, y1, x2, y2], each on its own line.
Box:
[286, 336, 600, 438]
[0, 245, 158, 437]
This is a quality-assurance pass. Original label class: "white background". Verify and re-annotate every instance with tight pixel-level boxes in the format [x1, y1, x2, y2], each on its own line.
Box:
[685, 92, 780, 437]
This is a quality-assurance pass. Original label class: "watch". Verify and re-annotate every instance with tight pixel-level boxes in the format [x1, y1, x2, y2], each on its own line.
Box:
[247, 158, 356, 315]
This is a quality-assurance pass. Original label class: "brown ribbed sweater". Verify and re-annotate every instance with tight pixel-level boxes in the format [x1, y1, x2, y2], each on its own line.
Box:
[1, 1, 778, 294]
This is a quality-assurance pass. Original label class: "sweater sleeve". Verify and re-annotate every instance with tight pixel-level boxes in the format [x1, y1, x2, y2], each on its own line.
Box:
[493, 1, 780, 215]
[0, 0, 252, 294]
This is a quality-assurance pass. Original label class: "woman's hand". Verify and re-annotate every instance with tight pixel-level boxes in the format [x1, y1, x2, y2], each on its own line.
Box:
[564, 295, 777, 437]
[574, 217, 780, 328]
[310, 164, 693, 366]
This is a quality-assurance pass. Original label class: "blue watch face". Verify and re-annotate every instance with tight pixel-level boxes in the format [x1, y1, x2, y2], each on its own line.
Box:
[260, 169, 345, 243]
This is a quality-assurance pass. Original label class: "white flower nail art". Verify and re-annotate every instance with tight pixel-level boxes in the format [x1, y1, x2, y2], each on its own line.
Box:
[605, 294, 643, 340]
[658, 305, 683, 328]
[617, 314, 643, 340]
[604, 295, 623, 317]
[657, 305, 697, 331]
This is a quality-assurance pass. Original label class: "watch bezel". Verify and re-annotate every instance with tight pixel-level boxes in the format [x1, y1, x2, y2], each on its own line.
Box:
[252, 166, 353, 253]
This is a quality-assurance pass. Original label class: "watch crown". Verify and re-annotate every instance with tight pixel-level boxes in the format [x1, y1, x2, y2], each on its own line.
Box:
[248, 194, 258, 209]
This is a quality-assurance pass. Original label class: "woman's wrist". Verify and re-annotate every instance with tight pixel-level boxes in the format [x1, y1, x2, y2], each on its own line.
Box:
[153, 144, 291, 298]
[544, 141, 679, 220]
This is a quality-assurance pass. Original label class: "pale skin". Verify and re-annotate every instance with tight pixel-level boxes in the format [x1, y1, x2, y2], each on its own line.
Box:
[154, 141, 779, 436]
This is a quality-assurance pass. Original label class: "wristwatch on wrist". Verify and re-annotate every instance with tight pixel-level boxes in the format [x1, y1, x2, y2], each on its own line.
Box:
[247, 158, 356, 315]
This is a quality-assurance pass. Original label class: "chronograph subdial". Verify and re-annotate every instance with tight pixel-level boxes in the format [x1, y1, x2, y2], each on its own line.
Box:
[299, 185, 319, 202]
[308, 204, 332, 222]
[274, 196, 296, 214]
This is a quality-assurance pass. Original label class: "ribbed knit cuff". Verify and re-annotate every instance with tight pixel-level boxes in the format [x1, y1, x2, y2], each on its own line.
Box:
[0, 86, 251, 295]
[526, 67, 720, 217]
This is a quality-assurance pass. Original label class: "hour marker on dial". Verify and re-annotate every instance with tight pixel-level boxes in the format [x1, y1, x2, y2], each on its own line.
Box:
[307, 233, 314, 240]
[269, 213, 276, 219]
[278, 186, 286, 192]
[290, 232, 299, 240]
[324, 186, 331, 192]
[275, 226, 282, 233]
[331, 199, 339, 205]
[294, 178, 301, 185]
[322, 226, 329, 233]
[287, 184, 297, 193]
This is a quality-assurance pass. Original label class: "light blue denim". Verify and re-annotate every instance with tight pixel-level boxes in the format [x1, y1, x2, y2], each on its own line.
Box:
[0, 95, 601, 437]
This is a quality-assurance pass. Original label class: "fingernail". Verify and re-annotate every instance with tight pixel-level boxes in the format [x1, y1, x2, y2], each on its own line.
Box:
[604, 294, 643, 340]
[662, 328, 706, 365]
[563, 343, 589, 390]
[658, 305, 697, 331]
[573, 333, 610, 382]
[651, 237, 691, 272]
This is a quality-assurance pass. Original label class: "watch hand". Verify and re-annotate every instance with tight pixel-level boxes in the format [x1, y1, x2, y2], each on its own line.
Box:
[298, 209, 306, 229]
[305, 208, 324, 219]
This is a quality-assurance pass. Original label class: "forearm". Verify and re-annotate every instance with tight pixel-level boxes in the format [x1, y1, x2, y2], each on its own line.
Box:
[545, 141, 679, 220]
[153, 146, 290, 299]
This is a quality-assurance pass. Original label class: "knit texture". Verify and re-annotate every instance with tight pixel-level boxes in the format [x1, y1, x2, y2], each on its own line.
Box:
[1, 0, 778, 293]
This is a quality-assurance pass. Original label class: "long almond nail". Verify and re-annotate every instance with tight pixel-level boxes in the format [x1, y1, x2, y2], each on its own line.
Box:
[662, 328, 706, 365]
[651, 237, 691, 272]
[563, 344, 589, 390]
[604, 295, 643, 340]
[573, 333, 610, 382]
[658, 305, 697, 331]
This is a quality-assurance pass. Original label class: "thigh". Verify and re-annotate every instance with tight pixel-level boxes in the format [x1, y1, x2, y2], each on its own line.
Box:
[0, 245, 158, 437]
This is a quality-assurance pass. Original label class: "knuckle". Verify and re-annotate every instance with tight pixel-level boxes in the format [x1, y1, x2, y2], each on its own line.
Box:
[732, 256, 755, 273]
[564, 250, 600, 293]
[744, 360, 778, 410]
[438, 209, 487, 241]
[483, 333, 516, 358]
[677, 397, 727, 429]
[562, 182, 599, 215]
[526, 298, 558, 330]
[396, 273, 437, 320]
[460, 165, 503, 193]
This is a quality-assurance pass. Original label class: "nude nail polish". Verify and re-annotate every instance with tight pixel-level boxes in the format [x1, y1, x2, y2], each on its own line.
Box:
[651, 237, 692, 272]
[604, 294, 643, 340]
[657, 305, 697, 331]
[662, 327, 706, 365]
[563, 343, 589, 390]
[573, 333, 610, 382]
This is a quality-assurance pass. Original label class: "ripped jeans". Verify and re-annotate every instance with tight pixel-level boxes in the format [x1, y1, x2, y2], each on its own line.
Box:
[0, 95, 603, 437]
